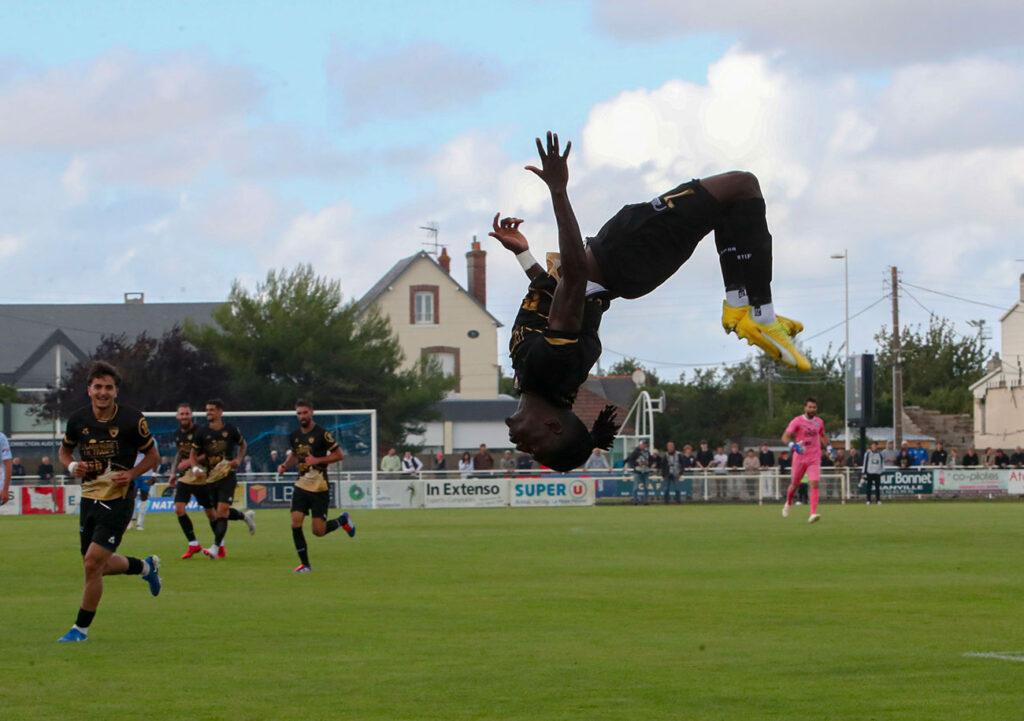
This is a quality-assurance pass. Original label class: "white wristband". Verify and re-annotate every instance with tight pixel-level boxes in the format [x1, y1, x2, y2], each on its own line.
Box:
[67, 461, 79, 475]
[516, 250, 538, 272]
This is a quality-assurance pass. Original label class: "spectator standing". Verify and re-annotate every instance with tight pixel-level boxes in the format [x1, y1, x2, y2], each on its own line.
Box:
[499, 450, 517, 473]
[778, 450, 792, 475]
[269, 450, 281, 474]
[1009, 446, 1024, 468]
[380, 448, 402, 476]
[11, 456, 25, 478]
[695, 441, 714, 471]
[583, 448, 611, 472]
[712, 445, 728, 499]
[401, 451, 423, 475]
[625, 440, 651, 505]
[947, 448, 959, 467]
[0, 432, 11, 505]
[961, 448, 980, 467]
[515, 453, 533, 471]
[758, 444, 775, 468]
[726, 443, 743, 471]
[833, 449, 848, 468]
[473, 444, 494, 473]
[861, 440, 885, 505]
[929, 442, 948, 467]
[661, 441, 685, 504]
[897, 447, 912, 469]
[906, 441, 928, 466]
[881, 441, 898, 468]
[434, 453, 447, 471]
[993, 449, 1010, 468]
[679, 444, 696, 500]
[742, 448, 760, 473]
[982, 448, 996, 467]
[38, 456, 54, 481]
[458, 452, 474, 478]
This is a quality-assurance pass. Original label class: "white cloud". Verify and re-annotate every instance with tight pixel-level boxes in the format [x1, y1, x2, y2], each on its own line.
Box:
[195, 184, 283, 245]
[0, 48, 261, 150]
[0, 234, 23, 261]
[592, 0, 1024, 68]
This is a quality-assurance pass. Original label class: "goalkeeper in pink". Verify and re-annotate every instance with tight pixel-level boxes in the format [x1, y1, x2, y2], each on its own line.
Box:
[780, 397, 833, 523]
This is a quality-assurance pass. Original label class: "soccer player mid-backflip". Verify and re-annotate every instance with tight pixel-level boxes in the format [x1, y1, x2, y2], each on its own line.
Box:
[491, 132, 808, 472]
[780, 397, 834, 523]
[278, 399, 355, 573]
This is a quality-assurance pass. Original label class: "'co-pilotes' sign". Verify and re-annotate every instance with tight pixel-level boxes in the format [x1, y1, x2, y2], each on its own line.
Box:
[880, 470, 933, 495]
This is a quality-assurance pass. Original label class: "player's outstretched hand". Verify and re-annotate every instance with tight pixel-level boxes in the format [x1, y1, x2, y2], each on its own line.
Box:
[790, 442, 804, 455]
[488, 213, 530, 253]
[525, 131, 570, 191]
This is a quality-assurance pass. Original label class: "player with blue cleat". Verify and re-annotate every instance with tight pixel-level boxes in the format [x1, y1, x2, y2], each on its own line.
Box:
[142, 555, 162, 596]
[57, 627, 89, 643]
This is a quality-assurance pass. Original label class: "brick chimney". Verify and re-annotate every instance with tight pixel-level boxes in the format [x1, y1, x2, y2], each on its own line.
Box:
[438, 247, 451, 275]
[466, 235, 486, 307]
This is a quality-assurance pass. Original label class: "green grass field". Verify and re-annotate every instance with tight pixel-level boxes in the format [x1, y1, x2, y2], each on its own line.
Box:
[1, 502, 1022, 720]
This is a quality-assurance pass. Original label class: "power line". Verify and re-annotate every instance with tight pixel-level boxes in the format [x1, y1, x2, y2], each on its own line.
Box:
[799, 295, 890, 342]
[899, 281, 1007, 310]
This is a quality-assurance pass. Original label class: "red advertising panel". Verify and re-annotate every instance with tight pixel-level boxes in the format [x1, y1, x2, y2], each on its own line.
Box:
[21, 486, 65, 514]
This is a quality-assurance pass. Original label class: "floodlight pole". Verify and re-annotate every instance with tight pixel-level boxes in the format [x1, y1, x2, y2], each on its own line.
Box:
[831, 250, 850, 458]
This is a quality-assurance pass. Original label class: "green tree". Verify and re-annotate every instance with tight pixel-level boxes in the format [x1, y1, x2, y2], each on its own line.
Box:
[34, 326, 233, 420]
[186, 265, 456, 446]
[873, 317, 989, 415]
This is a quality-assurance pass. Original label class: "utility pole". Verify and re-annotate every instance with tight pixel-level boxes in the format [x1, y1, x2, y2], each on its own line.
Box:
[891, 266, 903, 447]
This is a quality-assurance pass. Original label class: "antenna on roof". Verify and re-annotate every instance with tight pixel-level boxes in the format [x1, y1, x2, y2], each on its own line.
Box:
[420, 222, 440, 256]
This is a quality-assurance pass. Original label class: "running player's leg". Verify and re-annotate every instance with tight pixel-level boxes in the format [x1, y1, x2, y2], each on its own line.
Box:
[806, 464, 822, 520]
[784, 456, 808, 515]
[291, 509, 311, 571]
[135, 484, 149, 529]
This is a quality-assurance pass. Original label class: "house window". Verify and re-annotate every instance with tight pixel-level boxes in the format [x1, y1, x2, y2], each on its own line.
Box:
[422, 346, 460, 392]
[410, 285, 439, 325]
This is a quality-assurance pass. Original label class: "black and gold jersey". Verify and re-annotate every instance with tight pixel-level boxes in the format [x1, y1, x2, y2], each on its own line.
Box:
[193, 422, 244, 469]
[288, 424, 339, 479]
[173, 426, 199, 466]
[62, 404, 154, 500]
[509, 273, 610, 409]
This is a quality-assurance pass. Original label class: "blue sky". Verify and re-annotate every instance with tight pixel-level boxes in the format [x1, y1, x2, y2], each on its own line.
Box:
[1, 0, 1022, 380]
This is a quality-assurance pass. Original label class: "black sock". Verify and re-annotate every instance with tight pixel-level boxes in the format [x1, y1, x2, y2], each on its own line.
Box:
[228, 508, 244, 521]
[725, 197, 773, 307]
[209, 518, 218, 538]
[324, 518, 341, 534]
[714, 224, 745, 294]
[213, 517, 228, 545]
[75, 608, 96, 629]
[125, 556, 144, 575]
[177, 514, 196, 542]
[292, 527, 310, 566]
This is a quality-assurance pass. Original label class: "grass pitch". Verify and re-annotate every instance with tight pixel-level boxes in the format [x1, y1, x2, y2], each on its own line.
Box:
[1, 502, 1022, 720]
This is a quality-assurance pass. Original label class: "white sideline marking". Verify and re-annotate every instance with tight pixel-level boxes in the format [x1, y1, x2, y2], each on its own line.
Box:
[963, 652, 1024, 663]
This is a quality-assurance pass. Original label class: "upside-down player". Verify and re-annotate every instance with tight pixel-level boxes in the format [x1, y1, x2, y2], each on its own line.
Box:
[57, 361, 162, 642]
[781, 397, 834, 523]
[278, 399, 355, 573]
[492, 132, 808, 472]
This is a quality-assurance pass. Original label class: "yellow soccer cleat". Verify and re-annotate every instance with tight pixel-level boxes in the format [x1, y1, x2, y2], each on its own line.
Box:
[722, 302, 804, 337]
[734, 314, 812, 371]
[722, 301, 747, 334]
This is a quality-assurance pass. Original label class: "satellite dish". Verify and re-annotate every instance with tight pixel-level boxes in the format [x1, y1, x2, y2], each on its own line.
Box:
[631, 368, 647, 387]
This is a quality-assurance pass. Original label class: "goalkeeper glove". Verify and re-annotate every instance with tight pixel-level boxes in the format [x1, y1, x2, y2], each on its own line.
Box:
[788, 441, 804, 455]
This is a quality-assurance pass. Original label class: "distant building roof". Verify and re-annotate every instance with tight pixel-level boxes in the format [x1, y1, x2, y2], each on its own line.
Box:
[356, 251, 502, 327]
[580, 375, 638, 410]
[0, 301, 223, 387]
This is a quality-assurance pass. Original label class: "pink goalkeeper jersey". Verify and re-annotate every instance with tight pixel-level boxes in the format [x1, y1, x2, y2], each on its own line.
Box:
[785, 414, 826, 460]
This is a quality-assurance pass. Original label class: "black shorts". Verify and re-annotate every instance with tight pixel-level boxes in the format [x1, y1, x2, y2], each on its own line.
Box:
[211, 474, 238, 506]
[588, 180, 721, 299]
[291, 487, 330, 519]
[79, 495, 134, 555]
[174, 482, 215, 509]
